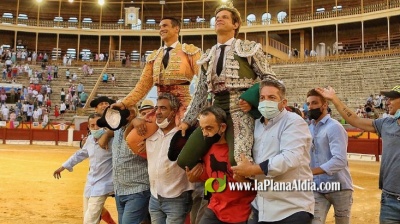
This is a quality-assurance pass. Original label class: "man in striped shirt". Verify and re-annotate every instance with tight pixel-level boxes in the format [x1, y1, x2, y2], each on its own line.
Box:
[112, 103, 151, 224]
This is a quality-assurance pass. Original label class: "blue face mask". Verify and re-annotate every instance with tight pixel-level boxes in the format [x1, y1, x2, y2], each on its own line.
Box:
[91, 128, 105, 139]
[394, 109, 400, 119]
[258, 100, 282, 120]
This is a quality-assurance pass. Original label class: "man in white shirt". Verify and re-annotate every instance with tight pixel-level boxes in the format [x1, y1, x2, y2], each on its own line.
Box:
[232, 79, 314, 224]
[2, 106, 9, 121]
[37, 93, 44, 107]
[146, 93, 194, 224]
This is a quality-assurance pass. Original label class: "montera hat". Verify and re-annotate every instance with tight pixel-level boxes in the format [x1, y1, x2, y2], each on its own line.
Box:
[90, 96, 116, 108]
[97, 106, 130, 131]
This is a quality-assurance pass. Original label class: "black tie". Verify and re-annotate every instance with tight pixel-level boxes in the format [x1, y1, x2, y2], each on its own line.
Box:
[162, 47, 173, 68]
[216, 45, 227, 76]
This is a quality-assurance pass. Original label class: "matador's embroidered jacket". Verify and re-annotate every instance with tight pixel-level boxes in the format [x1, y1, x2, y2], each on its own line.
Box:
[182, 39, 276, 126]
[122, 43, 201, 108]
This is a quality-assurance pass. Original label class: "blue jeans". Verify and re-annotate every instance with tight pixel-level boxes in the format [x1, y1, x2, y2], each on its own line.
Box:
[380, 191, 400, 224]
[312, 190, 353, 224]
[115, 190, 151, 224]
[149, 191, 193, 224]
[191, 183, 208, 224]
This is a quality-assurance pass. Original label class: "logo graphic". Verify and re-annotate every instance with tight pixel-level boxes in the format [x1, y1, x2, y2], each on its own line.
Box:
[204, 175, 226, 195]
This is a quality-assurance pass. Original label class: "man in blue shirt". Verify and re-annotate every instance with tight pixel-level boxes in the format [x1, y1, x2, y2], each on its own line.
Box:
[306, 89, 353, 224]
[103, 73, 109, 83]
[317, 85, 400, 223]
[53, 113, 114, 224]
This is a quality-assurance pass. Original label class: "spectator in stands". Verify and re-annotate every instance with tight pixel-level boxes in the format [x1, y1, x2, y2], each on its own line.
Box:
[102, 73, 108, 83]
[382, 108, 390, 118]
[47, 73, 52, 84]
[88, 66, 94, 76]
[32, 109, 40, 122]
[53, 113, 114, 224]
[80, 91, 88, 107]
[233, 80, 314, 224]
[364, 102, 375, 119]
[140, 54, 146, 68]
[356, 105, 365, 117]
[1, 105, 9, 121]
[37, 106, 43, 121]
[366, 94, 373, 104]
[42, 109, 48, 126]
[82, 63, 88, 76]
[71, 94, 78, 111]
[46, 85, 52, 96]
[53, 65, 58, 79]
[67, 55, 72, 66]
[32, 52, 37, 64]
[1, 92, 7, 105]
[9, 86, 15, 103]
[46, 98, 52, 110]
[2, 66, 6, 81]
[310, 49, 317, 57]
[77, 82, 84, 97]
[185, 106, 256, 224]
[60, 88, 66, 102]
[375, 94, 383, 109]
[54, 105, 60, 119]
[317, 85, 400, 224]
[69, 84, 76, 97]
[306, 89, 353, 224]
[66, 68, 70, 80]
[43, 53, 48, 62]
[37, 92, 44, 107]
[5, 57, 12, 70]
[60, 102, 66, 118]
[146, 93, 194, 223]
[72, 72, 78, 83]
[63, 55, 67, 66]
[27, 107, 33, 122]
[111, 74, 116, 87]
[65, 91, 72, 110]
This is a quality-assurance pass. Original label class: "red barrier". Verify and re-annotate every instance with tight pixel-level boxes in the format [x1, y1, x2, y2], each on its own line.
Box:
[0, 128, 88, 144]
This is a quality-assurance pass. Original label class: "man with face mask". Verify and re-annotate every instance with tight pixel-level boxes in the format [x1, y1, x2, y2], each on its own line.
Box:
[306, 89, 353, 224]
[110, 103, 150, 224]
[177, 2, 277, 170]
[53, 113, 114, 224]
[146, 93, 194, 224]
[316, 85, 400, 223]
[232, 79, 314, 224]
[185, 106, 256, 224]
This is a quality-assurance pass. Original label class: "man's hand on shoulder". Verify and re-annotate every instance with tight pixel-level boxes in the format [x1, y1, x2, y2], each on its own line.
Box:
[177, 122, 189, 137]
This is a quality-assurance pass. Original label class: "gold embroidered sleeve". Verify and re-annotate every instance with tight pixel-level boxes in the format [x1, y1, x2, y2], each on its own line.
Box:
[122, 62, 154, 108]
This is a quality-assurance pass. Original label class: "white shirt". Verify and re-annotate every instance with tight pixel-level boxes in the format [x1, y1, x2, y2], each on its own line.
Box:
[60, 103, 66, 111]
[37, 94, 43, 102]
[146, 127, 194, 198]
[252, 110, 314, 222]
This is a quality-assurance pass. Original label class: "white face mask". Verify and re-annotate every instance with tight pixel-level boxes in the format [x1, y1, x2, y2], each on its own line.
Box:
[156, 113, 173, 129]
[91, 128, 105, 139]
[258, 100, 282, 120]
